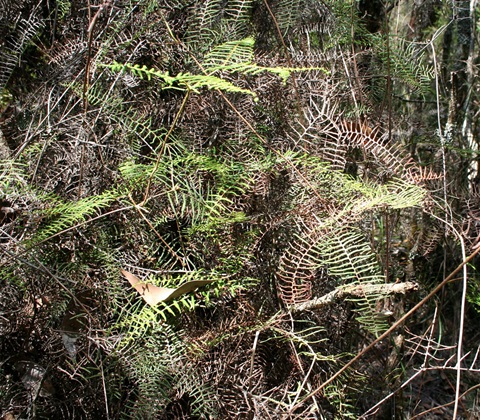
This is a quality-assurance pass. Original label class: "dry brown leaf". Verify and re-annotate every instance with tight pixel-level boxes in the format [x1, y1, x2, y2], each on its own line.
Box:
[121, 269, 215, 306]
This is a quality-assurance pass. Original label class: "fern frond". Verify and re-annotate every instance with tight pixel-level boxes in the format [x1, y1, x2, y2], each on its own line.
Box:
[104, 61, 256, 96]
[0, 159, 27, 191]
[0, 13, 43, 90]
[204, 38, 328, 82]
[273, 151, 425, 333]
[105, 38, 327, 100]
[30, 189, 120, 243]
[330, 177, 425, 222]
[120, 142, 250, 229]
[203, 37, 255, 69]
[118, 326, 217, 418]
[223, 0, 253, 39]
[117, 270, 228, 337]
[376, 37, 434, 96]
[9, 15, 43, 54]
[273, 0, 303, 35]
[183, 0, 252, 50]
[290, 101, 346, 168]
[278, 226, 388, 333]
[340, 121, 425, 183]
[184, 0, 223, 47]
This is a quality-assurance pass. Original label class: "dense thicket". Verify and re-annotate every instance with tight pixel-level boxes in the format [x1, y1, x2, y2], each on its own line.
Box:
[1, 1, 480, 418]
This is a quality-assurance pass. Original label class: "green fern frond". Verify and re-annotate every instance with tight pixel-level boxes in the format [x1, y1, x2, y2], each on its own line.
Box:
[30, 189, 120, 244]
[294, 226, 388, 334]
[203, 37, 255, 69]
[119, 326, 217, 418]
[376, 37, 434, 96]
[184, 0, 223, 46]
[275, 153, 425, 333]
[383, 178, 426, 209]
[272, 0, 303, 35]
[308, 227, 384, 285]
[104, 61, 256, 97]
[0, 13, 44, 90]
[223, 0, 253, 38]
[120, 150, 248, 223]
[104, 38, 327, 98]
[183, 0, 253, 50]
[333, 177, 426, 222]
[116, 270, 227, 341]
[203, 38, 329, 82]
[0, 159, 27, 191]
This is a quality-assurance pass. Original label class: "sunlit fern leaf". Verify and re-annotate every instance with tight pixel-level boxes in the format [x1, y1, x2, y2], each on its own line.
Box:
[353, 294, 388, 336]
[214, 60, 328, 84]
[275, 154, 424, 331]
[29, 189, 119, 244]
[120, 149, 248, 225]
[203, 38, 255, 70]
[326, 179, 426, 228]
[383, 178, 426, 209]
[314, 227, 384, 283]
[0, 159, 27, 190]
[184, 0, 253, 50]
[104, 61, 257, 97]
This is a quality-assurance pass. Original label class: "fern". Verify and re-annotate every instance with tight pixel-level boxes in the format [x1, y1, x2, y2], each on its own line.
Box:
[184, 0, 224, 47]
[104, 61, 257, 97]
[223, 0, 253, 39]
[30, 189, 120, 244]
[104, 38, 327, 98]
[119, 327, 217, 419]
[272, 0, 303, 36]
[183, 0, 253, 49]
[203, 38, 329, 81]
[119, 153, 245, 224]
[203, 37, 256, 69]
[274, 152, 426, 333]
[79, 81, 171, 157]
[0, 159, 27, 191]
[376, 37, 434, 96]
[0, 12, 43, 91]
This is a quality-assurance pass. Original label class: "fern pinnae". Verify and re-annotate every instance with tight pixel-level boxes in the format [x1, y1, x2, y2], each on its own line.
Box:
[224, 0, 253, 38]
[272, 0, 303, 36]
[184, 0, 223, 45]
[203, 37, 256, 70]
[104, 61, 257, 97]
[0, 12, 44, 91]
[30, 189, 120, 244]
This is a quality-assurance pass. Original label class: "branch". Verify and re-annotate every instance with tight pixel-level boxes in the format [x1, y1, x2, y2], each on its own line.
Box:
[289, 282, 418, 313]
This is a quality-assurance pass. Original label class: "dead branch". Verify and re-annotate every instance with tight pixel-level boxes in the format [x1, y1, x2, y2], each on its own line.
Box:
[290, 281, 418, 313]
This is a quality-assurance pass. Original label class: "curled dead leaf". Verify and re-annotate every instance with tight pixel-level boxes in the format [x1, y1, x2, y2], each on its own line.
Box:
[121, 269, 215, 306]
